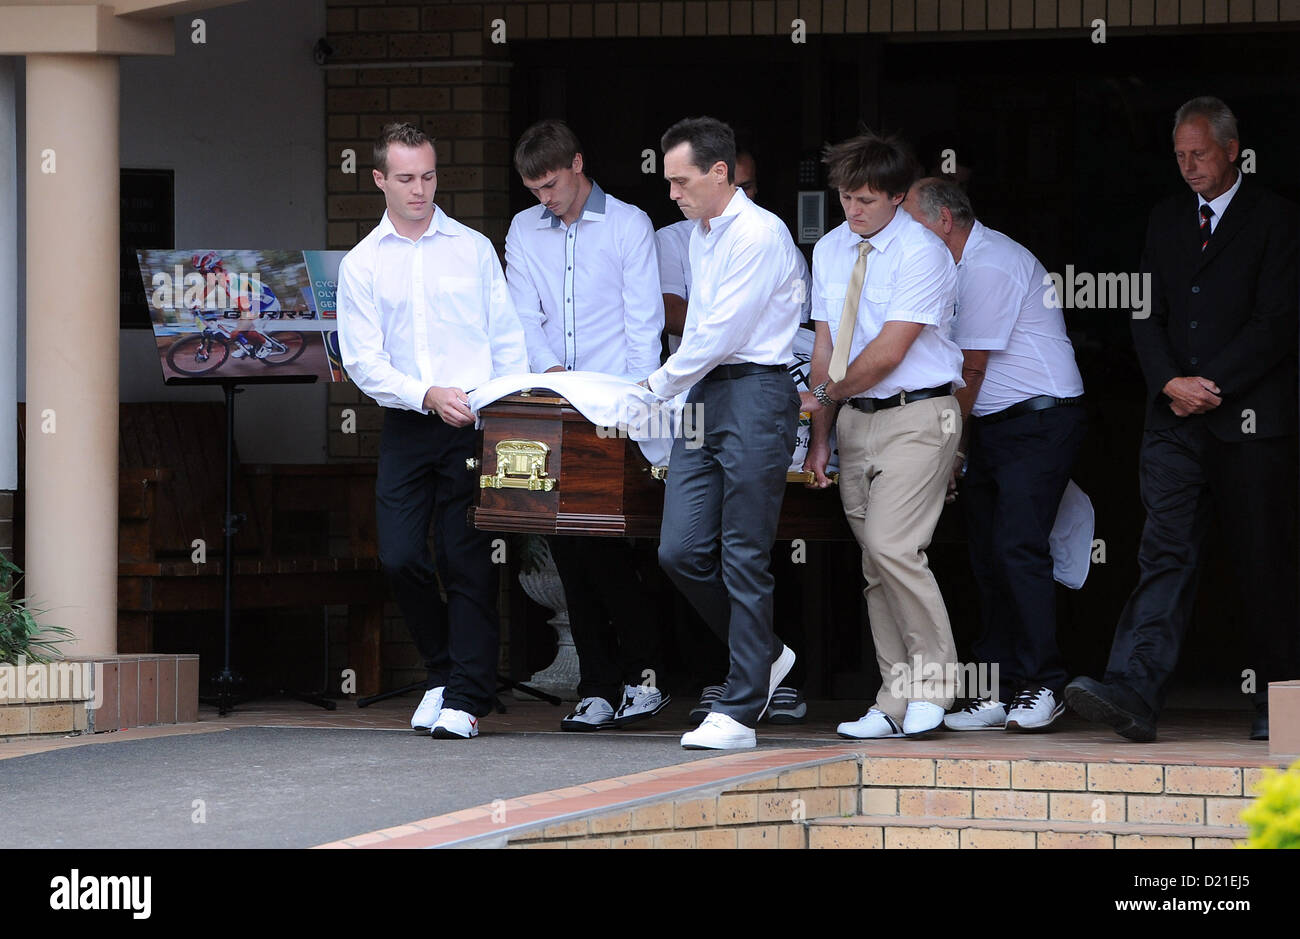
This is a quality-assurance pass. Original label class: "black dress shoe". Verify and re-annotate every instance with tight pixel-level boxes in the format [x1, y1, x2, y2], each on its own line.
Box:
[1064, 676, 1157, 742]
[1250, 705, 1269, 741]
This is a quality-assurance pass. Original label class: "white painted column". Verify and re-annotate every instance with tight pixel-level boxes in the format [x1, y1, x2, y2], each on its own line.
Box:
[25, 54, 119, 654]
[0, 57, 17, 494]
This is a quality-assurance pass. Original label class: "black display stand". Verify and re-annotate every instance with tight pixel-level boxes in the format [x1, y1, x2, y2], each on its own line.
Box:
[166, 376, 335, 716]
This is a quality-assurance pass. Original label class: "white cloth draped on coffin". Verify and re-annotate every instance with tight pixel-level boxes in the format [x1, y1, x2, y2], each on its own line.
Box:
[468, 371, 685, 467]
[468, 337, 841, 475]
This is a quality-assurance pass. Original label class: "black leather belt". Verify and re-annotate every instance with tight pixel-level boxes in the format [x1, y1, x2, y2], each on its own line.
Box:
[846, 384, 952, 413]
[977, 394, 1085, 425]
[702, 363, 786, 381]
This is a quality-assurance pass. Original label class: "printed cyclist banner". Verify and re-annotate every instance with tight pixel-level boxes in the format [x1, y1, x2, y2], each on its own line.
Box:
[137, 249, 347, 383]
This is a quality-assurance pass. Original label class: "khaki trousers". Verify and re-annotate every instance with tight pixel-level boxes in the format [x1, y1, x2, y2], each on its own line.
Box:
[836, 395, 960, 722]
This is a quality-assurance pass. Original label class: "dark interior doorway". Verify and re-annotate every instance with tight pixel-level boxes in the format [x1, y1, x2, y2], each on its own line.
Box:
[508, 28, 1300, 706]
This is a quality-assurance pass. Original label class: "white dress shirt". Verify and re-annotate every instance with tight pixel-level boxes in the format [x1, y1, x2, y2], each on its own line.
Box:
[336, 208, 528, 413]
[811, 210, 964, 398]
[648, 188, 805, 398]
[657, 218, 694, 302]
[656, 219, 694, 355]
[949, 221, 1084, 417]
[1198, 167, 1242, 233]
[505, 181, 663, 380]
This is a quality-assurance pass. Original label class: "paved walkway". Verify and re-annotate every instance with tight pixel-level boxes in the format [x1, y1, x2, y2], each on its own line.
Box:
[0, 695, 1280, 849]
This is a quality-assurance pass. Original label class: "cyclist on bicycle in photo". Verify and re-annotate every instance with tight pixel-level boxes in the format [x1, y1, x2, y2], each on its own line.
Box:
[190, 251, 274, 359]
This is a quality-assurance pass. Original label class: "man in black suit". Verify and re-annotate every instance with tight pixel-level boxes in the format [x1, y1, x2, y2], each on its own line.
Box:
[1066, 96, 1299, 742]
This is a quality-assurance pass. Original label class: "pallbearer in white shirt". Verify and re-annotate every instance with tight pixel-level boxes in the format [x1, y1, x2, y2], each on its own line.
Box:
[648, 118, 804, 750]
[658, 150, 762, 352]
[336, 123, 528, 741]
[503, 120, 670, 732]
[801, 132, 964, 740]
[657, 149, 815, 726]
[904, 178, 1086, 733]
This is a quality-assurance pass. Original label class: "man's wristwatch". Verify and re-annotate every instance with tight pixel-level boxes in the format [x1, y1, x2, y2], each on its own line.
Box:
[812, 380, 837, 409]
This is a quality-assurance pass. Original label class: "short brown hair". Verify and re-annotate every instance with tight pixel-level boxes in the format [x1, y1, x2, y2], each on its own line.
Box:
[374, 122, 434, 175]
[822, 131, 917, 199]
[514, 119, 583, 180]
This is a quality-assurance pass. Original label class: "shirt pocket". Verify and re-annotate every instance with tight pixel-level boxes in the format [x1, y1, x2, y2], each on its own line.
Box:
[434, 275, 485, 332]
[819, 281, 848, 320]
[862, 285, 893, 323]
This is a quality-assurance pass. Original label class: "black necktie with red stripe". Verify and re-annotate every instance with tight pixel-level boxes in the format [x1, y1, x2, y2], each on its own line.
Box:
[1200, 204, 1214, 251]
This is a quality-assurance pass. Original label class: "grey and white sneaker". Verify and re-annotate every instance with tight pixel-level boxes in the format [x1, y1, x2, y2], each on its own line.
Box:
[411, 686, 445, 732]
[765, 686, 807, 724]
[560, 696, 616, 732]
[613, 684, 671, 727]
[689, 684, 726, 722]
[943, 697, 1007, 731]
[1005, 686, 1064, 731]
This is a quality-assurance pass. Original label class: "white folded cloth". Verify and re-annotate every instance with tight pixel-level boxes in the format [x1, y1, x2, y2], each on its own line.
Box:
[1050, 479, 1095, 589]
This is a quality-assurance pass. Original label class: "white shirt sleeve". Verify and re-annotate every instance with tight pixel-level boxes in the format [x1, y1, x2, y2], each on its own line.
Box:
[951, 263, 1020, 352]
[656, 227, 687, 299]
[484, 242, 530, 381]
[884, 240, 956, 327]
[810, 240, 831, 323]
[504, 216, 562, 373]
[336, 250, 430, 413]
[620, 213, 667, 379]
[647, 229, 783, 398]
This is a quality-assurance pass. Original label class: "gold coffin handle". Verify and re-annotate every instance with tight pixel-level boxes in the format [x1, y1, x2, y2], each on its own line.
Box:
[480, 438, 557, 492]
[650, 466, 838, 485]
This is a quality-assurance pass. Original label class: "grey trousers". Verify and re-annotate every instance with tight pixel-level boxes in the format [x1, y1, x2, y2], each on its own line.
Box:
[658, 368, 799, 726]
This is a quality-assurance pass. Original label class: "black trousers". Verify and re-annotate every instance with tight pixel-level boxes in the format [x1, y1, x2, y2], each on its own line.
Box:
[548, 535, 663, 704]
[658, 369, 800, 726]
[963, 405, 1087, 702]
[375, 408, 499, 717]
[1104, 422, 1300, 718]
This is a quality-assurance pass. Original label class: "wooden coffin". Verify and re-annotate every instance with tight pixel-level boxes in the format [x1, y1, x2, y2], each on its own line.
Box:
[471, 391, 852, 541]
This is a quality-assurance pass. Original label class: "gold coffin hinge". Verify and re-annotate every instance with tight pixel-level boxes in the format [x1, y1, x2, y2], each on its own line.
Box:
[480, 439, 557, 491]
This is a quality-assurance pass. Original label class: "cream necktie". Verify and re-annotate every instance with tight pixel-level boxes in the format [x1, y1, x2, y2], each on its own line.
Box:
[828, 240, 873, 382]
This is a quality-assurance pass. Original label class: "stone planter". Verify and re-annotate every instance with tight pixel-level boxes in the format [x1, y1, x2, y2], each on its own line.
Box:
[0, 653, 200, 737]
[0, 657, 95, 737]
[515, 537, 579, 701]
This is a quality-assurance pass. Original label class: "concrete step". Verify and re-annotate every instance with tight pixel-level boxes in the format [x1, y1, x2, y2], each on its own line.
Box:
[807, 814, 1247, 849]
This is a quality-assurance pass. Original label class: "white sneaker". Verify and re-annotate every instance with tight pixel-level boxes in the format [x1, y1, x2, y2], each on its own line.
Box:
[1005, 686, 1065, 731]
[612, 684, 670, 727]
[943, 697, 1007, 731]
[760, 645, 796, 719]
[902, 701, 945, 736]
[837, 709, 904, 739]
[681, 712, 756, 750]
[411, 686, 445, 732]
[560, 696, 615, 732]
[431, 708, 479, 739]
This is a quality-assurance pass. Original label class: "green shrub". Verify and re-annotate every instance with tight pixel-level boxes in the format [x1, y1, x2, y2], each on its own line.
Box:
[0, 554, 75, 664]
[1241, 758, 1300, 849]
